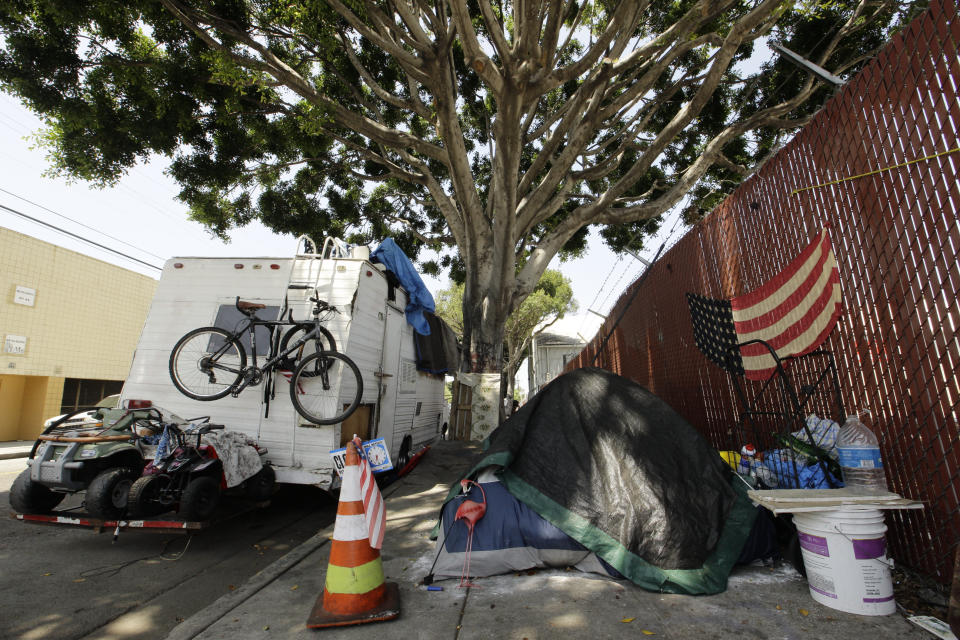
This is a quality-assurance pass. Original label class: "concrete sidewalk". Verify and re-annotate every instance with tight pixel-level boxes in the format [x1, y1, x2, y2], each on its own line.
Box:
[165, 439, 928, 640]
[0, 440, 33, 461]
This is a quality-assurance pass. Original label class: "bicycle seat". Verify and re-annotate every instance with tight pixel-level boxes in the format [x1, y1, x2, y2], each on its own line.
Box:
[237, 300, 266, 314]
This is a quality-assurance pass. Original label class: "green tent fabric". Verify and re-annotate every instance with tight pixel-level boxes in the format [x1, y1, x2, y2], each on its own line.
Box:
[439, 368, 758, 594]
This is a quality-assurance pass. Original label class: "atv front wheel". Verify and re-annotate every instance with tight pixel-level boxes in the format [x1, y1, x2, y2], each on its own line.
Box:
[127, 475, 169, 518]
[86, 468, 136, 519]
[179, 476, 220, 521]
[9, 469, 65, 514]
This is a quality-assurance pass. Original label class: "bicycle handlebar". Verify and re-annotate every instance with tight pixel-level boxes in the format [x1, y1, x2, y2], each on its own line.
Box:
[310, 297, 339, 313]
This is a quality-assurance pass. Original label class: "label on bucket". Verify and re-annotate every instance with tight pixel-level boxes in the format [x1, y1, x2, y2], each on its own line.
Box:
[860, 561, 894, 603]
[806, 571, 838, 599]
[857, 538, 894, 604]
[852, 537, 886, 560]
[798, 531, 830, 557]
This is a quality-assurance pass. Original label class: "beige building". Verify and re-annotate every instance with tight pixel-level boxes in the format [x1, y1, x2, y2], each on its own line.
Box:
[0, 227, 157, 440]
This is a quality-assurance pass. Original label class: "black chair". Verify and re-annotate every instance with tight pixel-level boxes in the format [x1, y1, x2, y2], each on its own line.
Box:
[686, 292, 844, 489]
[686, 229, 848, 488]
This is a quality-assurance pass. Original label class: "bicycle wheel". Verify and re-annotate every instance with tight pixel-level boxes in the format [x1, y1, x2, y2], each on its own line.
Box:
[289, 351, 363, 424]
[277, 323, 337, 374]
[169, 327, 246, 400]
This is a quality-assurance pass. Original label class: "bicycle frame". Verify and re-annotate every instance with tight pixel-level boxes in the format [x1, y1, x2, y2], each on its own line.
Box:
[202, 303, 334, 397]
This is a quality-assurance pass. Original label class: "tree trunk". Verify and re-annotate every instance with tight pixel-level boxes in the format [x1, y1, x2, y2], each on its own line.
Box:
[460, 251, 513, 426]
[459, 224, 512, 375]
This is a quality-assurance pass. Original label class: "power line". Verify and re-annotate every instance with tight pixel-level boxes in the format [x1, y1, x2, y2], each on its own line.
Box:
[0, 187, 167, 261]
[596, 255, 639, 314]
[0, 202, 163, 271]
[0, 96, 200, 229]
[577, 254, 623, 337]
[589, 205, 690, 364]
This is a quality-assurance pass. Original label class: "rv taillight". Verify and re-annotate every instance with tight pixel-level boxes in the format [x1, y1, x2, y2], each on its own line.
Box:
[123, 399, 153, 409]
[270, 264, 280, 270]
[234, 263, 244, 269]
[173, 263, 183, 269]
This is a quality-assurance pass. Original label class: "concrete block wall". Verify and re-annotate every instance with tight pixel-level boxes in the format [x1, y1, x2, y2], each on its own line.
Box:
[0, 228, 156, 438]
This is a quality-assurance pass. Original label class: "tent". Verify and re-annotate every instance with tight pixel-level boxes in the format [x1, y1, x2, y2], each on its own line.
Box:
[431, 368, 759, 594]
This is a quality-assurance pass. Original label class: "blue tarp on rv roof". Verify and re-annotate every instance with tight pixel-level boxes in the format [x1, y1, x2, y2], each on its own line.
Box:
[371, 238, 435, 335]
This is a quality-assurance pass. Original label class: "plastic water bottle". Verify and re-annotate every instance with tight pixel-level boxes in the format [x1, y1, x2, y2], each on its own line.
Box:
[836, 414, 888, 492]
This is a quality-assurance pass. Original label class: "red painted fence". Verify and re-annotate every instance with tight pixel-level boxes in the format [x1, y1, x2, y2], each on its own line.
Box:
[567, 0, 959, 584]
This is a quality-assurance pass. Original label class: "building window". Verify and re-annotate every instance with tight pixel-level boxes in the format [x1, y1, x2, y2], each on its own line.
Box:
[60, 379, 123, 414]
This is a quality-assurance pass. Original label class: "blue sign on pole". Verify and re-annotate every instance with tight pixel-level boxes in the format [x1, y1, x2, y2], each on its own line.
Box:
[329, 437, 393, 476]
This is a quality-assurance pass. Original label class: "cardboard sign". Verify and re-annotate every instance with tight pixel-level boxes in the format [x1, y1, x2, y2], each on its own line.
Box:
[329, 437, 393, 476]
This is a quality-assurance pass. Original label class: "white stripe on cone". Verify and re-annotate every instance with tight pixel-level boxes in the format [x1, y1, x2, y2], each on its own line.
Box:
[331, 513, 369, 542]
[340, 465, 361, 501]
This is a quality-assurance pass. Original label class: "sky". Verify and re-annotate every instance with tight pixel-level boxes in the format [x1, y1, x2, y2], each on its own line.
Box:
[0, 92, 686, 387]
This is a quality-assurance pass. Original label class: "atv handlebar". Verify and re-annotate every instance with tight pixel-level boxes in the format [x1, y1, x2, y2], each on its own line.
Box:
[180, 422, 224, 435]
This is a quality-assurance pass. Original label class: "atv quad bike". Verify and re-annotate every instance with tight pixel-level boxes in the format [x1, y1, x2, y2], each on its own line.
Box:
[127, 420, 274, 521]
[9, 402, 174, 519]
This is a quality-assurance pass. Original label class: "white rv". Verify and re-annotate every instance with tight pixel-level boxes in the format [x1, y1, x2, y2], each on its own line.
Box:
[120, 238, 448, 490]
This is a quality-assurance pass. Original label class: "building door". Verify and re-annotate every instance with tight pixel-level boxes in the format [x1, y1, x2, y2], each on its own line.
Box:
[450, 379, 473, 441]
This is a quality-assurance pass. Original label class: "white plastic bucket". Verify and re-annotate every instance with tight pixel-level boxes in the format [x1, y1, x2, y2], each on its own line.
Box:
[792, 507, 895, 615]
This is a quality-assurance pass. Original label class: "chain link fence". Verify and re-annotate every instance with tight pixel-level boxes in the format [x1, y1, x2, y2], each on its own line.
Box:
[567, 0, 959, 584]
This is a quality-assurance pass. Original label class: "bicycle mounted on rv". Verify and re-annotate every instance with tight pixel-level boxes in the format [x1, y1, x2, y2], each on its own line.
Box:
[168, 293, 363, 425]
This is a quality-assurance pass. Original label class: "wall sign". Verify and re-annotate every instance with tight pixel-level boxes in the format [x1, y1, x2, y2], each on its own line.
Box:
[4, 335, 27, 355]
[14, 286, 36, 306]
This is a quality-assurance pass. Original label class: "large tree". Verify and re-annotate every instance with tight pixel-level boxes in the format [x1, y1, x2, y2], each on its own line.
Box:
[0, 0, 919, 373]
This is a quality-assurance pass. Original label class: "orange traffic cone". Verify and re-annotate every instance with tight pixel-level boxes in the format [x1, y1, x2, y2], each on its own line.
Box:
[307, 441, 400, 628]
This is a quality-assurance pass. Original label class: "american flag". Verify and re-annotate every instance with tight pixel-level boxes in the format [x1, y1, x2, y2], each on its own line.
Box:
[687, 228, 842, 381]
[353, 436, 386, 549]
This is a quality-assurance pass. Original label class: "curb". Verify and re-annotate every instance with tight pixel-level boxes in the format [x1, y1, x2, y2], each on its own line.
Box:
[165, 532, 331, 640]
[0, 451, 30, 461]
[164, 459, 420, 640]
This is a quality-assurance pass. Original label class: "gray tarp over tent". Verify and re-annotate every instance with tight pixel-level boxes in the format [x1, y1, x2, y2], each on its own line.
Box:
[438, 368, 758, 594]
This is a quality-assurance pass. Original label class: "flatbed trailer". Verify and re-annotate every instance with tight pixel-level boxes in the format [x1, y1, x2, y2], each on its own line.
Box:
[9, 498, 268, 536]
[12, 511, 206, 535]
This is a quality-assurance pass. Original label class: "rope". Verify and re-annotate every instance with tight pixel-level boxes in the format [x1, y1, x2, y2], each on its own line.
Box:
[791, 146, 960, 195]
[78, 536, 193, 579]
[457, 482, 486, 589]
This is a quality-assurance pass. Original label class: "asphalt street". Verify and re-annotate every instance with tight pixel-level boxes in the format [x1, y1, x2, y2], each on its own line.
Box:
[0, 457, 337, 640]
